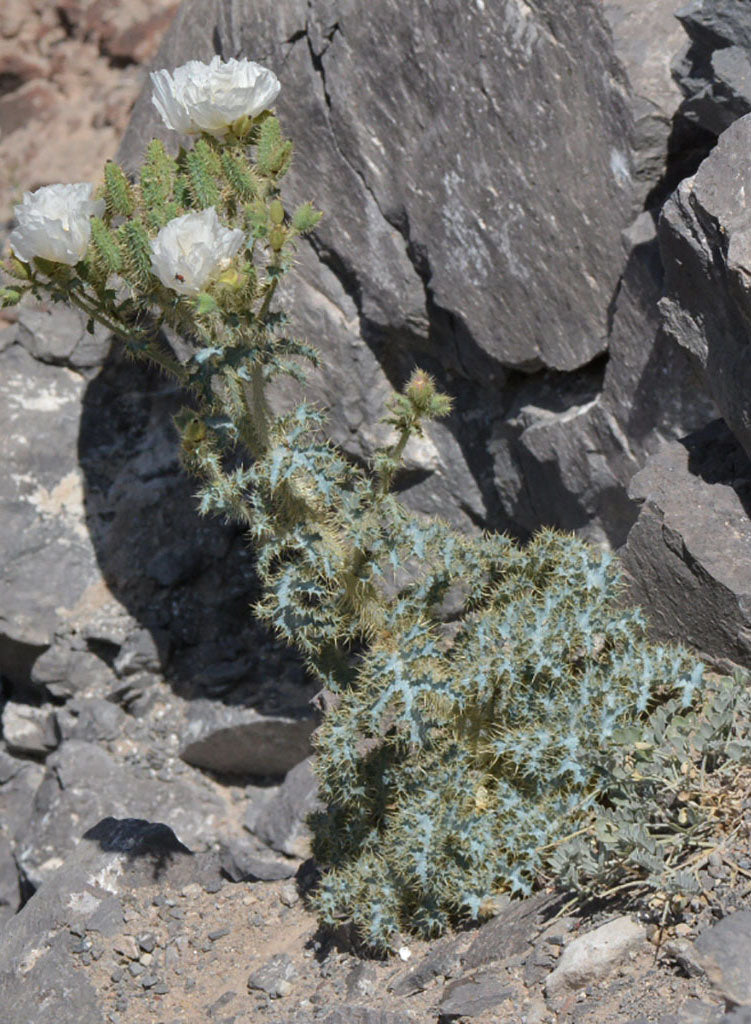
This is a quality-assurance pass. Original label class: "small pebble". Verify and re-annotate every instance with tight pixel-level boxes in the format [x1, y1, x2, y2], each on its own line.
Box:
[208, 928, 231, 942]
[80, 952, 92, 967]
[141, 974, 158, 989]
[129, 963, 145, 978]
[279, 885, 299, 908]
[138, 933, 157, 953]
[153, 981, 169, 995]
[203, 879, 223, 894]
[110, 968, 124, 984]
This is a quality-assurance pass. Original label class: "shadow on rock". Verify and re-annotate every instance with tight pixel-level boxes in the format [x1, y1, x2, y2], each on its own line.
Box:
[76, 342, 312, 711]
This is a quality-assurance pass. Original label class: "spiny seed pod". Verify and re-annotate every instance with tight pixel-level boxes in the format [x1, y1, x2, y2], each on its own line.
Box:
[186, 142, 221, 209]
[182, 416, 207, 447]
[269, 225, 286, 251]
[117, 220, 153, 290]
[220, 150, 259, 201]
[257, 116, 293, 177]
[90, 217, 123, 275]
[141, 139, 177, 229]
[291, 201, 323, 234]
[103, 161, 134, 218]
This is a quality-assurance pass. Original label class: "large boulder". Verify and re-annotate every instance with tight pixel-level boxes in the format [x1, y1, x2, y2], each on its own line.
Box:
[602, 0, 686, 205]
[113, 0, 719, 549]
[118, 0, 657, 541]
[672, 0, 751, 137]
[659, 113, 751, 465]
[616, 419, 751, 674]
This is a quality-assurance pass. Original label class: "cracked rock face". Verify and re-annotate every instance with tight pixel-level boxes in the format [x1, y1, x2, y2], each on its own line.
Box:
[659, 114, 751, 466]
[673, 0, 751, 137]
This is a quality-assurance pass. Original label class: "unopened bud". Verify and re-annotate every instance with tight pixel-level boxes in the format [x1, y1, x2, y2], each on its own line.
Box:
[217, 267, 243, 289]
[269, 199, 284, 225]
[182, 417, 207, 445]
[269, 225, 285, 251]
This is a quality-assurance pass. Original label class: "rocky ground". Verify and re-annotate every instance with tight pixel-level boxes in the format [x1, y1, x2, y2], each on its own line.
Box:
[5, 1, 751, 1023]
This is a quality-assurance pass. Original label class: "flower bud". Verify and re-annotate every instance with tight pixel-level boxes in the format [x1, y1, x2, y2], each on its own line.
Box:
[269, 199, 285, 225]
[269, 225, 286, 251]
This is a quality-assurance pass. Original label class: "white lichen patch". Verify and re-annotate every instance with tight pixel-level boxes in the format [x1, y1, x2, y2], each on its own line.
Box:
[89, 857, 125, 894]
[67, 890, 102, 916]
[4, 368, 81, 415]
[27, 469, 88, 539]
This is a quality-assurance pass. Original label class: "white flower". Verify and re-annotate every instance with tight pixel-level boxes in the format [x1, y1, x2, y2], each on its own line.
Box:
[9, 183, 105, 266]
[149, 207, 246, 295]
[150, 56, 281, 139]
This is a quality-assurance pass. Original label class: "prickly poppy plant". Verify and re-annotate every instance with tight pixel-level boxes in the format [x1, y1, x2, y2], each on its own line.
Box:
[3, 56, 747, 954]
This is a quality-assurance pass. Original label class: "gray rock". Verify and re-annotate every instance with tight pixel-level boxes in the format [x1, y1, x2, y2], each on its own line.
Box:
[0, 749, 45, 844]
[673, 0, 751, 136]
[615, 419, 751, 673]
[388, 934, 463, 995]
[112, 627, 170, 677]
[128, 0, 633, 372]
[602, 0, 685, 205]
[345, 962, 378, 1000]
[692, 909, 751, 1006]
[180, 701, 316, 778]
[544, 915, 647, 1003]
[0, 343, 103, 686]
[219, 839, 297, 882]
[248, 757, 323, 857]
[723, 1010, 751, 1024]
[0, 932, 105, 1024]
[0, 833, 20, 926]
[462, 892, 558, 971]
[659, 114, 751, 465]
[55, 698, 126, 743]
[438, 969, 516, 1018]
[0, 816, 216, 1024]
[16, 303, 111, 369]
[247, 952, 298, 998]
[1, 702, 59, 756]
[30, 642, 120, 701]
[14, 740, 225, 889]
[323, 1009, 415, 1024]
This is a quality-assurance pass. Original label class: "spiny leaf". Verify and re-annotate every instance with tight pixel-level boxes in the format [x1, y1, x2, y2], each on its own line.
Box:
[90, 217, 122, 275]
[117, 220, 153, 290]
[186, 140, 221, 208]
[103, 161, 134, 217]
